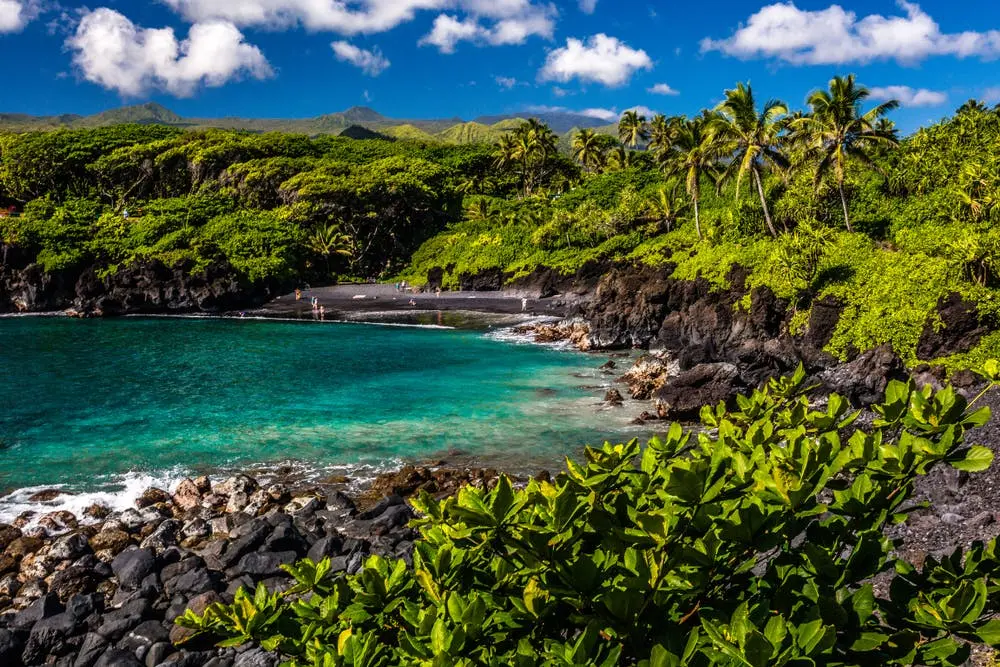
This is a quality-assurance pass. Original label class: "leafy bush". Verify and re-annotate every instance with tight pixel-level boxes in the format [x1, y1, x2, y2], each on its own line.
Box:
[179, 368, 1000, 666]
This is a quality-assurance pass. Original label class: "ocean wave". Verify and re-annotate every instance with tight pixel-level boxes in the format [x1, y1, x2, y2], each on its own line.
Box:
[0, 458, 406, 528]
[0, 468, 190, 527]
[484, 317, 570, 348]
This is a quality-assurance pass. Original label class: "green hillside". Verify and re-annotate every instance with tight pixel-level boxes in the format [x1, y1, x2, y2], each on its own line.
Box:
[382, 124, 440, 142]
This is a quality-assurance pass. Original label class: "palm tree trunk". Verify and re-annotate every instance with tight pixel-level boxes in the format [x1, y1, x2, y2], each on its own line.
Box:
[753, 167, 778, 237]
[694, 198, 702, 240]
[838, 182, 853, 232]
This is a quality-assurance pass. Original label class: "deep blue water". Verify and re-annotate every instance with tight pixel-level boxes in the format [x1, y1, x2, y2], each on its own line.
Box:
[0, 316, 641, 503]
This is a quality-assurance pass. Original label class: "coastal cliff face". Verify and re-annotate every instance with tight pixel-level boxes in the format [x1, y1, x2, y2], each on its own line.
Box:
[577, 263, 988, 416]
[0, 250, 276, 316]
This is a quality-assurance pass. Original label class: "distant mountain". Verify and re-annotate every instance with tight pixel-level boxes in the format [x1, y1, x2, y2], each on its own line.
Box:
[0, 103, 603, 145]
[81, 102, 186, 127]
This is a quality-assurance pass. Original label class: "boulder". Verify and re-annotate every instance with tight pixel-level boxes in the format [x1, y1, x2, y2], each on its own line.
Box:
[171, 479, 203, 512]
[22, 611, 77, 664]
[231, 551, 297, 579]
[0, 525, 23, 551]
[603, 388, 624, 406]
[38, 511, 79, 533]
[48, 533, 90, 561]
[0, 628, 23, 666]
[818, 344, 907, 406]
[111, 549, 156, 591]
[88, 530, 133, 555]
[620, 355, 675, 400]
[5, 536, 44, 560]
[135, 488, 171, 510]
[653, 363, 746, 420]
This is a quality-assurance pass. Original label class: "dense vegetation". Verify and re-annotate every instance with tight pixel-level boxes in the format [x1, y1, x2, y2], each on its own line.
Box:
[398, 80, 1000, 370]
[3, 76, 1000, 368]
[0, 127, 498, 282]
[179, 365, 1000, 666]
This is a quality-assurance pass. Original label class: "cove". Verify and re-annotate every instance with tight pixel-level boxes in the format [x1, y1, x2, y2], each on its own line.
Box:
[0, 316, 640, 500]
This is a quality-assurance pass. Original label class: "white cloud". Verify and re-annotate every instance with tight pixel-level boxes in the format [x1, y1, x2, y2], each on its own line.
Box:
[579, 0, 597, 14]
[331, 40, 389, 75]
[647, 83, 679, 96]
[161, 0, 556, 52]
[495, 75, 518, 89]
[66, 8, 272, 97]
[419, 14, 480, 53]
[869, 85, 947, 107]
[523, 104, 617, 121]
[539, 33, 652, 87]
[418, 3, 554, 53]
[702, 1, 1000, 65]
[625, 105, 657, 118]
[984, 87, 1000, 104]
[0, 0, 38, 33]
[551, 86, 569, 97]
[521, 105, 663, 122]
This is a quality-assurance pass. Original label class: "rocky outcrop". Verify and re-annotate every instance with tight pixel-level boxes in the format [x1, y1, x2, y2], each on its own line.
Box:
[0, 467, 500, 666]
[0, 254, 278, 316]
[916, 292, 993, 360]
[581, 265, 992, 416]
[653, 362, 747, 420]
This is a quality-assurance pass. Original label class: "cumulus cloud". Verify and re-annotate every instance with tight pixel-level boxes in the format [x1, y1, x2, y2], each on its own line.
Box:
[702, 1, 1000, 65]
[523, 104, 617, 121]
[648, 83, 679, 96]
[0, 0, 39, 33]
[984, 87, 1000, 104]
[539, 34, 652, 87]
[66, 8, 272, 97]
[161, 0, 555, 51]
[419, 3, 554, 53]
[579, 0, 597, 14]
[495, 75, 518, 89]
[869, 85, 947, 107]
[331, 40, 389, 75]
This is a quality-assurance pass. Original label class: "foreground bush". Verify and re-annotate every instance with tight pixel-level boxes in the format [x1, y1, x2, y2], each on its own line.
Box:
[179, 367, 1000, 666]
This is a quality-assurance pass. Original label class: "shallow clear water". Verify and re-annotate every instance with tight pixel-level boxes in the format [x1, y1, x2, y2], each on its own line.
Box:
[0, 316, 643, 506]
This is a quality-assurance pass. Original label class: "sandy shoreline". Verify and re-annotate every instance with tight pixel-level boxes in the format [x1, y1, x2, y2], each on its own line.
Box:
[251, 284, 582, 320]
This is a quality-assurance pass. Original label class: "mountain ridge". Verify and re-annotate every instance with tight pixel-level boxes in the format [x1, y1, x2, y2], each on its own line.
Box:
[0, 103, 617, 142]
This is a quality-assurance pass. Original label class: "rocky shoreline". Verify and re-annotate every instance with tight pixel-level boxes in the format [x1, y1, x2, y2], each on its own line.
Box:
[0, 465, 507, 667]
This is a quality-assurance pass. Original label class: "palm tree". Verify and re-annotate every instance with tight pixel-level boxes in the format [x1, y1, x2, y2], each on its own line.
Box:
[308, 222, 354, 277]
[607, 146, 636, 171]
[714, 82, 789, 237]
[619, 110, 649, 148]
[572, 129, 605, 173]
[958, 99, 989, 115]
[494, 121, 558, 197]
[791, 75, 899, 232]
[648, 114, 680, 157]
[645, 182, 690, 232]
[661, 118, 721, 240]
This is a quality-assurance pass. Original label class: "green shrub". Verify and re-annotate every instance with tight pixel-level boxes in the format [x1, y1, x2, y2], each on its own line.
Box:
[179, 368, 1000, 667]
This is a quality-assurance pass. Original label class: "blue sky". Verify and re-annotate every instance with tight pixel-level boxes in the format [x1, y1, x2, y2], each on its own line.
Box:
[1, 0, 999, 132]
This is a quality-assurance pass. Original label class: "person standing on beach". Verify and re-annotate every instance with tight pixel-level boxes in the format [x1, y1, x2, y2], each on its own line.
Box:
[295, 288, 302, 301]
[522, 298, 528, 312]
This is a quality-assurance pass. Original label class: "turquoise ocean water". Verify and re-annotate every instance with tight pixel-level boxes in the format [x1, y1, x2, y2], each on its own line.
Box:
[0, 316, 643, 516]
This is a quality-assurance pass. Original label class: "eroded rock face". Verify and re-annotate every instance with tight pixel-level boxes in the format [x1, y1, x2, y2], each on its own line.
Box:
[917, 292, 992, 361]
[0, 257, 277, 316]
[653, 363, 747, 421]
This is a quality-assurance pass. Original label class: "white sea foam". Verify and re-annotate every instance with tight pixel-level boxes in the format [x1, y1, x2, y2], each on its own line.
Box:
[0, 458, 407, 528]
[0, 468, 189, 527]
[484, 317, 572, 349]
